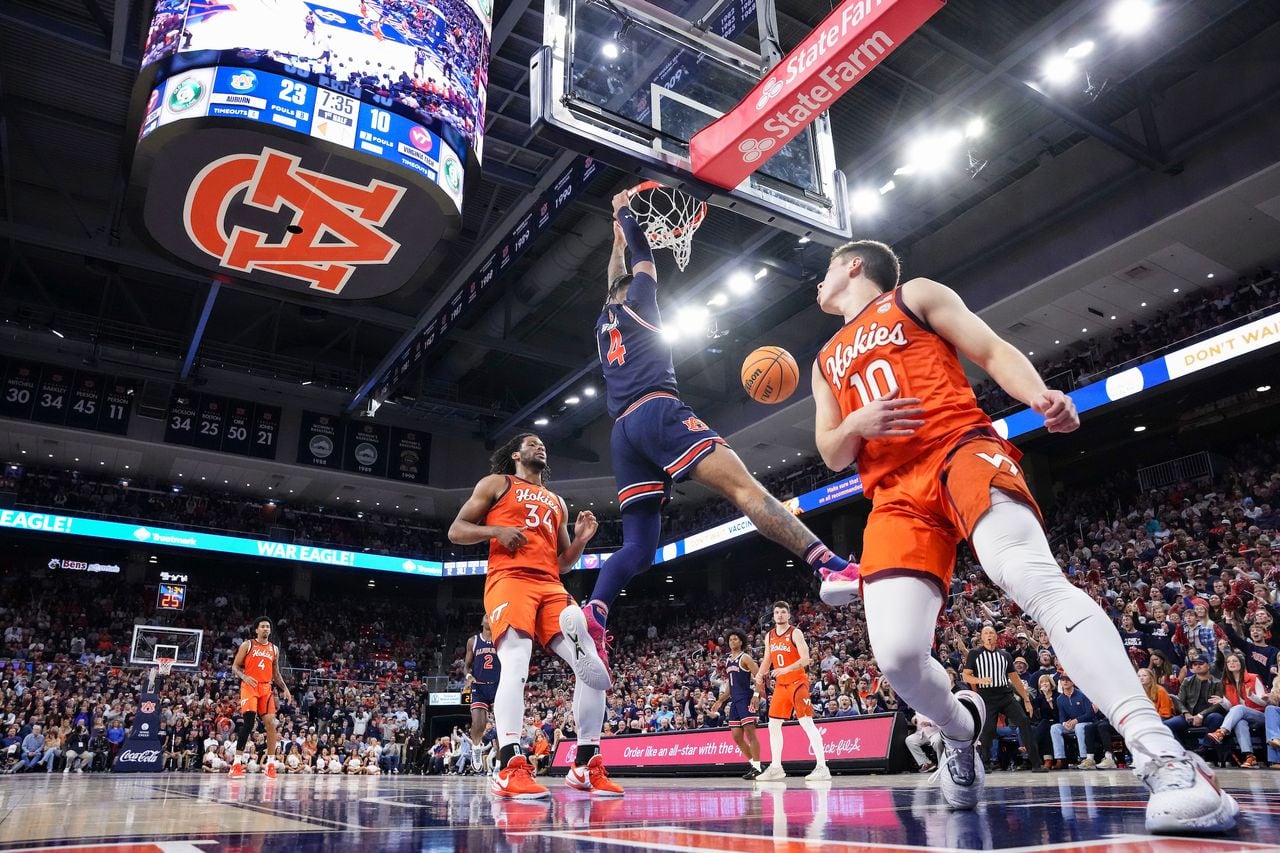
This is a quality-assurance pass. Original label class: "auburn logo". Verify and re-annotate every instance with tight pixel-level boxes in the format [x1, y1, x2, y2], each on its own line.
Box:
[682, 416, 709, 432]
[183, 148, 405, 294]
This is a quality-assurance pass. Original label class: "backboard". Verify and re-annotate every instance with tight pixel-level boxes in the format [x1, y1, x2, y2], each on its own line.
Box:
[532, 0, 851, 239]
[130, 624, 203, 670]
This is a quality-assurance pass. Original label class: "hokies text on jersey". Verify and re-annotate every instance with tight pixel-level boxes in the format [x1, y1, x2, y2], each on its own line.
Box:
[824, 321, 909, 389]
[513, 487, 559, 512]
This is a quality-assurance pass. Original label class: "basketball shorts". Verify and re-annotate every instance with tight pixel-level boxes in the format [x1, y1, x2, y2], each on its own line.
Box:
[860, 434, 1043, 592]
[769, 679, 813, 720]
[484, 571, 575, 648]
[610, 392, 727, 509]
[727, 698, 756, 727]
[471, 682, 497, 712]
[239, 683, 276, 716]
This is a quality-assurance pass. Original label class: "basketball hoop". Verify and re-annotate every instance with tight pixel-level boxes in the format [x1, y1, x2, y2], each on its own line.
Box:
[625, 180, 707, 272]
[156, 657, 175, 677]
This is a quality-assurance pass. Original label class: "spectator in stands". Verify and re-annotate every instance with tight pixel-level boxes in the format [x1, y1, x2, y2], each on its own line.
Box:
[1206, 652, 1267, 767]
[1049, 675, 1095, 769]
[7, 723, 44, 773]
[904, 713, 941, 772]
[1265, 675, 1280, 769]
[1171, 656, 1227, 745]
[38, 729, 62, 773]
[1138, 668, 1177, 724]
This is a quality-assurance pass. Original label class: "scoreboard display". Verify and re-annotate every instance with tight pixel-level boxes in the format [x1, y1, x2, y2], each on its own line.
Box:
[156, 582, 188, 611]
[0, 358, 134, 435]
[164, 391, 281, 459]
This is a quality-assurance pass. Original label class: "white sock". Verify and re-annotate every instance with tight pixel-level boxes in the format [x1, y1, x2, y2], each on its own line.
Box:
[970, 492, 1184, 768]
[751, 758, 762, 770]
[767, 717, 784, 766]
[798, 716, 827, 766]
[494, 631, 533, 751]
[863, 576, 975, 742]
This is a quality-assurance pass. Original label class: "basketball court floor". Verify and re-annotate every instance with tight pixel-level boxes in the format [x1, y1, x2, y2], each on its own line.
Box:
[1, 770, 1276, 852]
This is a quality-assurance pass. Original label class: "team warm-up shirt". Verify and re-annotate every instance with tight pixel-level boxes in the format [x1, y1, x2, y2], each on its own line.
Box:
[597, 272, 678, 418]
[484, 475, 562, 581]
[816, 287, 993, 497]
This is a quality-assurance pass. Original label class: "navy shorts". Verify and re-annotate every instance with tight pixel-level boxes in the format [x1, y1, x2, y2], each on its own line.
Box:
[611, 392, 726, 509]
[471, 682, 496, 711]
[727, 698, 756, 727]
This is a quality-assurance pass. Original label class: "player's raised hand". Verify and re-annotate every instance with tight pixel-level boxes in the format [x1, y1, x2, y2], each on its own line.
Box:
[573, 510, 598, 543]
[493, 526, 528, 553]
[1031, 390, 1079, 433]
[611, 190, 631, 214]
[846, 386, 925, 439]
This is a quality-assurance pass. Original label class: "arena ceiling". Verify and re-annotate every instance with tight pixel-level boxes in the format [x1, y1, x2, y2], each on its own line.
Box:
[1, 0, 1279, 509]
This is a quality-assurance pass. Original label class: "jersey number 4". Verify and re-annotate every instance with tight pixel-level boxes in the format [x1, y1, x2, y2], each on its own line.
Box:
[606, 327, 627, 366]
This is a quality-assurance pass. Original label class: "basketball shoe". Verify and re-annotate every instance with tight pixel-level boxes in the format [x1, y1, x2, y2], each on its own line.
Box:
[1136, 748, 1239, 833]
[818, 564, 862, 606]
[933, 690, 986, 810]
[756, 763, 786, 781]
[227, 761, 245, 779]
[491, 755, 549, 800]
[565, 755, 625, 797]
[805, 763, 832, 782]
[559, 606, 612, 690]
[582, 605, 612, 670]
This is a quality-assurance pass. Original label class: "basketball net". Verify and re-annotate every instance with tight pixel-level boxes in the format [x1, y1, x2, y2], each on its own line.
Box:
[625, 181, 707, 271]
[149, 657, 174, 692]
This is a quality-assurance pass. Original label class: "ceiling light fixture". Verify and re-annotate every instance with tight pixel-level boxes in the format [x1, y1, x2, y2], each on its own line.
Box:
[1133, 425, 1147, 432]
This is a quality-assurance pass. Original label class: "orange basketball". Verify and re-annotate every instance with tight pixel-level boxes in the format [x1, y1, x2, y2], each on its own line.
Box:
[741, 346, 799, 404]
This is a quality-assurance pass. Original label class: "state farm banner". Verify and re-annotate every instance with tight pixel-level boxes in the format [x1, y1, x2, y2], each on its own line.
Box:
[691, 0, 944, 189]
[551, 714, 902, 774]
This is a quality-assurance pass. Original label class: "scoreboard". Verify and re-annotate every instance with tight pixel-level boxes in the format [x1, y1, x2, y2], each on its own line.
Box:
[164, 392, 281, 459]
[0, 358, 133, 435]
[156, 583, 187, 611]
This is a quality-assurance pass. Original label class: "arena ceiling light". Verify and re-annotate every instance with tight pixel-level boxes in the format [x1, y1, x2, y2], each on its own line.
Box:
[903, 130, 963, 174]
[727, 272, 754, 295]
[1109, 0, 1156, 35]
[1258, 385, 1272, 393]
[675, 305, 709, 336]
[534, 417, 549, 426]
[964, 117, 985, 139]
[706, 292, 729, 307]
[661, 326, 682, 344]
[601, 41, 620, 59]
[1042, 55, 1079, 86]
[1206, 273, 1215, 279]
[1133, 425, 1147, 432]
[879, 180, 896, 194]
[583, 386, 597, 397]
[1066, 40, 1095, 60]
[565, 395, 581, 405]
[850, 188, 882, 215]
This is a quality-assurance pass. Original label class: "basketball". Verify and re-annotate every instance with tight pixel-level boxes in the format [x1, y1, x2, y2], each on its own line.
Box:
[741, 346, 800, 404]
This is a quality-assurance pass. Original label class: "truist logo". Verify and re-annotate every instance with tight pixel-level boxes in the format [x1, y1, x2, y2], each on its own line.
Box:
[119, 748, 161, 762]
[825, 321, 908, 384]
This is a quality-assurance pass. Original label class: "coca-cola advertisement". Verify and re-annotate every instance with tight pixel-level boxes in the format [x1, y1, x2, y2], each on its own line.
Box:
[551, 713, 906, 776]
[114, 691, 164, 773]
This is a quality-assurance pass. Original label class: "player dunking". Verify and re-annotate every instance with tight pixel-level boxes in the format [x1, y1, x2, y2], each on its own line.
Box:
[753, 601, 830, 781]
[812, 240, 1237, 832]
[583, 190, 862, 658]
[228, 617, 293, 779]
[448, 434, 622, 800]
[463, 615, 500, 770]
[709, 629, 762, 778]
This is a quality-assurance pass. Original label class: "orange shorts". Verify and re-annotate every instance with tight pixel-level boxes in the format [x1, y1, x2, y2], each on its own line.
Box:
[484, 571, 575, 648]
[861, 435, 1042, 593]
[768, 679, 813, 720]
[239, 683, 276, 716]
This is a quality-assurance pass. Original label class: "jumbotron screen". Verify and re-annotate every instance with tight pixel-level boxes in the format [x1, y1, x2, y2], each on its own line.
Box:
[141, 0, 491, 162]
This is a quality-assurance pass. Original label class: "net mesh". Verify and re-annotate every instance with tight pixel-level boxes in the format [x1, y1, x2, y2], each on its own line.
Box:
[156, 658, 174, 676]
[625, 181, 707, 271]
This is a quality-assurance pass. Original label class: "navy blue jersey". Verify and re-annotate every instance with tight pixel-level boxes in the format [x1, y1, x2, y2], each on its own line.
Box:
[471, 634, 498, 685]
[726, 652, 753, 702]
[597, 272, 678, 418]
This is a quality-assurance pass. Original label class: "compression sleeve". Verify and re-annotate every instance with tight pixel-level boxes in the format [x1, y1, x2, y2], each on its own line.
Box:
[616, 207, 654, 266]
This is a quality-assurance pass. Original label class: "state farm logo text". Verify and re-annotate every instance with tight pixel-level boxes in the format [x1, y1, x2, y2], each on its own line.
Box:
[183, 148, 405, 294]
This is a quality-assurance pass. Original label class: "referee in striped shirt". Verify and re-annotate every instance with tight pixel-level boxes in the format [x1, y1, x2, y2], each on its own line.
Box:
[962, 625, 1044, 771]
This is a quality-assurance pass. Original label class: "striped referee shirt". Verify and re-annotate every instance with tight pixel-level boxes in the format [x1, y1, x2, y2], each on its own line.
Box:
[964, 646, 1015, 690]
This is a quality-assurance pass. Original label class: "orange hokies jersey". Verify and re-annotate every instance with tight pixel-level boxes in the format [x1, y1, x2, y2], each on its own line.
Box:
[817, 287, 993, 498]
[245, 640, 278, 682]
[485, 475, 563, 581]
[766, 627, 805, 686]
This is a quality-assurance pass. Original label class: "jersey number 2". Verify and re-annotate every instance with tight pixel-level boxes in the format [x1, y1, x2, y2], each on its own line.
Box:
[606, 327, 627, 366]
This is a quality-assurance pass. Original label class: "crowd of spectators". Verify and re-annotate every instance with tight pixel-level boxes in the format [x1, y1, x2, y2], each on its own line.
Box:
[974, 268, 1278, 416]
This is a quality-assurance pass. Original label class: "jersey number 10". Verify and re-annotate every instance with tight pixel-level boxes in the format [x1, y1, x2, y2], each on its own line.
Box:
[848, 358, 899, 407]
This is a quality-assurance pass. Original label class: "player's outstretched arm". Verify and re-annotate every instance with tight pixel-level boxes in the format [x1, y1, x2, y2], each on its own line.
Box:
[611, 191, 656, 283]
[909, 277, 1079, 433]
[606, 221, 628, 291]
[448, 475, 527, 551]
